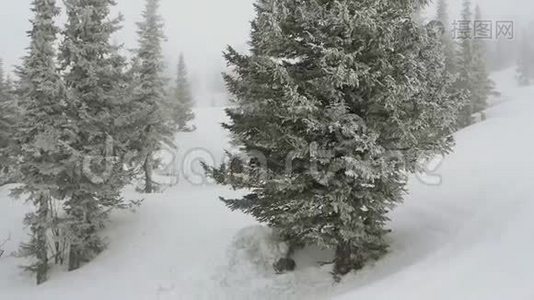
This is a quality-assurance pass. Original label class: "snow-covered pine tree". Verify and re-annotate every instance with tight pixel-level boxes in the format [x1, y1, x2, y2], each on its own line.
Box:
[471, 5, 493, 114]
[516, 31, 533, 86]
[0, 62, 19, 185]
[172, 54, 195, 131]
[0, 59, 10, 160]
[11, 0, 65, 284]
[437, 0, 457, 74]
[208, 0, 460, 277]
[0, 60, 11, 179]
[132, 0, 175, 193]
[455, 0, 475, 127]
[0, 58, 4, 93]
[455, 2, 493, 126]
[59, 0, 132, 271]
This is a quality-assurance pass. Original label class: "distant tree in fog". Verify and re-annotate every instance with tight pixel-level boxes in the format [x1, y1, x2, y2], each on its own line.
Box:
[0, 59, 11, 153]
[437, 0, 457, 74]
[455, 1, 493, 127]
[517, 30, 534, 86]
[0, 59, 18, 182]
[172, 54, 195, 130]
[133, 0, 176, 193]
[471, 5, 494, 113]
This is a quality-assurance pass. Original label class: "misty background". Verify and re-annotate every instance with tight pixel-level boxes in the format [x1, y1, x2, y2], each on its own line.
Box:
[0, 0, 531, 106]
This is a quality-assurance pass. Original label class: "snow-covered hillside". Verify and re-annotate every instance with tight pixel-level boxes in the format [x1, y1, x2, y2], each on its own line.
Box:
[1, 69, 534, 299]
[335, 69, 534, 299]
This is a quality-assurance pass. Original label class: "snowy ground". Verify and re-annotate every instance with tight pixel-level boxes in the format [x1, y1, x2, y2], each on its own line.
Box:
[1, 68, 534, 299]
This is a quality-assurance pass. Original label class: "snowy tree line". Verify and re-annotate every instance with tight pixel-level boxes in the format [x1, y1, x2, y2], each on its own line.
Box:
[516, 29, 534, 86]
[0, 0, 193, 284]
[436, 0, 494, 127]
[437, 0, 534, 109]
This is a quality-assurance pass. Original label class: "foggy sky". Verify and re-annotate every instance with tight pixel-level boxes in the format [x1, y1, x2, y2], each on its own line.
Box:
[0, 0, 531, 92]
[0, 0, 254, 89]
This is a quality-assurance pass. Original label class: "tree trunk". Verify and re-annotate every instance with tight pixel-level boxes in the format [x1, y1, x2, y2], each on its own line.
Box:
[144, 152, 154, 193]
[67, 195, 101, 272]
[68, 246, 80, 272]
[67, 194, 83, 272]
[54, 229, 62, 265]
[35, 195, 49, 285]
[334, 242, 363, 278]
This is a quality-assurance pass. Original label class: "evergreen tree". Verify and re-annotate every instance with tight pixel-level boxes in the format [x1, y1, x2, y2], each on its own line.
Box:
[0, 59, 4, 91]
[516, 31, 533, 86]
[172, 54, 195, 131]
[11, 0, 65, 284]
[436, 0, 457, 74]
[0, 63, 19, 184]
[455, 0, 475, 127]
[0, 59, 11, 157]
[471, 5, 493, 114]
[59, 0, 131, 271]
[456, 1, 493, 126]
[208, 0, 461, 277]
[133, 0, 175, 193]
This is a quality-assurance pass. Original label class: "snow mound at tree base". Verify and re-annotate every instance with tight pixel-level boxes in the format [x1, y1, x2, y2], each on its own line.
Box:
[225, 225, 290, 275]
[216, 225, 338, 299]
[216, 226, 296, 298]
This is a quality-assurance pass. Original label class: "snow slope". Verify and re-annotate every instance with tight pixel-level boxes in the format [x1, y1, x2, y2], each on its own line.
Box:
[335, 69, 534, 299]
[1, 69, 534, 299]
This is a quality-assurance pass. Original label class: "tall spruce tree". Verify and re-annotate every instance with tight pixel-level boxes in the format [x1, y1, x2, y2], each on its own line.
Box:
[0, 68, 19, 185]
[471, 5, 493, 114]
[437, 0, 457, 74]
[133, 0, 175, 193]
[456, 1, 493, 126]
[0, 60, 14, 181]
[0, 59, 10, 160]
[12, 0, 65, 284]
[0, 59, 4, 94]
[59, 0, 131, 271]
[172, 54, 195, 131]
[516, 31, 533, 86]
[208, 0, 460, 277]
[455, 0, 475, 127]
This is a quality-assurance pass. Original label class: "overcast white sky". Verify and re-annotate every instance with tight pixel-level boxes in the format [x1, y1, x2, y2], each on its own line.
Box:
[0, 0, 531, 85]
